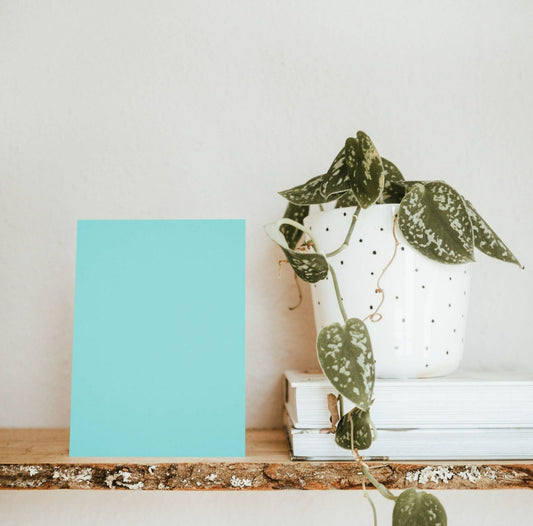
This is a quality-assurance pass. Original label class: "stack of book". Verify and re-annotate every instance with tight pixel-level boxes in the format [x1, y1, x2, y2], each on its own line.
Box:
[284, 370, 533, 460]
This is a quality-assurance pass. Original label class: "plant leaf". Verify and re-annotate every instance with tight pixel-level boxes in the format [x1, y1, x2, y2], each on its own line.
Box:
[381, 157, 405, 203]
[321, 147, 352, 199]
[280, 203, 310, 249]
[465, 200, 522, 267]
[264, 221, 328, 283]
[335, 190, 358, 208]
[335, 407, 374, 450]
[389, 179, 426, 198]
[393, 488, 447, 526]
[398, 182, 475, 264]
[316, 318, 375, 410]
[346, 132, 384, 209]
[279, 174, 337, 205]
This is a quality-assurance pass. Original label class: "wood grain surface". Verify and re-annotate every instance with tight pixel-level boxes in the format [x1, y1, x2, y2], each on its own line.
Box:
[1, 429, 531, 491]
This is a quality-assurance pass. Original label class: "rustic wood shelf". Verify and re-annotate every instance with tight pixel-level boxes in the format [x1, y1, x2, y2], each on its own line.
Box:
[0, 429, 531, 491]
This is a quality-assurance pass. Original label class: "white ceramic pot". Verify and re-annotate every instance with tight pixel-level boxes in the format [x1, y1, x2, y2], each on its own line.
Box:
[304, 204, 471, 378]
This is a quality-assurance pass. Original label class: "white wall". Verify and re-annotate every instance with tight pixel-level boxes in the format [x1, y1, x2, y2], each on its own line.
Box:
[0, 490, 532, 525]
[1, 0, 532, 524]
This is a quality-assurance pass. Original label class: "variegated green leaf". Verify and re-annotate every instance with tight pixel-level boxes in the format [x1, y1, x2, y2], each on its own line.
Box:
[346, 132, 384, 209]
[389, 179, 426, 198]
[398, 182, 475, 264]
[317, 318, 375, 410]
[321, 146, 352, 199]
[465, 200, 522, 268]
[264, 221, 328, 283]
[335, 407, 374, 450]
[382, 157, 405, 204]
[335, 190, 358, 208]
[280, 203, 310, 249]
[279, 174, 336, 205]
[283, 250, 328, 283]
[393, 489, 447, 526]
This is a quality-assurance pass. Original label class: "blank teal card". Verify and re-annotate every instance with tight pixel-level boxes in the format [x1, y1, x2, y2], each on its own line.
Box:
[70, 220, 245, 457]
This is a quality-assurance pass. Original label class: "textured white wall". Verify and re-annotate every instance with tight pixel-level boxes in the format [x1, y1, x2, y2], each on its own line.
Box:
[0, 490, 532, 525]
[1, 0, 532, 523]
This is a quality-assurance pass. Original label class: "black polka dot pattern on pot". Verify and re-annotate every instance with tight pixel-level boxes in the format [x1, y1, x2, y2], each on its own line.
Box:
[304, 215, 470, 373]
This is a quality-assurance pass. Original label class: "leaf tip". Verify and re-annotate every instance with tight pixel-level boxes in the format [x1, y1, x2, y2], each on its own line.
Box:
[511, 255, 524, 269]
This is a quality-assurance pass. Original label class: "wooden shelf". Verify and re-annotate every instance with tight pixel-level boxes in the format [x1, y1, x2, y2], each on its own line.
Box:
[0, 429, 531, 491]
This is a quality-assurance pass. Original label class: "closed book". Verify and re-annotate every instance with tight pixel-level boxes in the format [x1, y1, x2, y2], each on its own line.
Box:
[284, 370, 533, 429]
[284, 413, 533, 461]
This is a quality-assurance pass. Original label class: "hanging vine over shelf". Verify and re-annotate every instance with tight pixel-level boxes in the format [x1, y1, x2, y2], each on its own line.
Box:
[266, 130, 523, 526]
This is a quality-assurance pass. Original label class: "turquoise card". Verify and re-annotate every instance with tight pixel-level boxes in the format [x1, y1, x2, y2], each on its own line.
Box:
[70, 220, 245, 457]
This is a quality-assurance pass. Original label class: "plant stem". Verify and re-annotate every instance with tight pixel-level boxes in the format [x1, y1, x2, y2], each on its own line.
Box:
[363, 482, 378, 526]
[326, 207, 360, 258]
[276, 218, 322, 253]
[350, 416, 396, 502]
[361, 463, 397, 502]
[363, 213, 400, 324]
[288, 272, 303, 311]
[328, 264, 347, 323]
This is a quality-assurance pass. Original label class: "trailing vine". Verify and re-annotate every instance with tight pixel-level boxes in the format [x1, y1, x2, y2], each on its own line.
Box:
[362, 213, 400, 324]
[266, 131, 522, 525]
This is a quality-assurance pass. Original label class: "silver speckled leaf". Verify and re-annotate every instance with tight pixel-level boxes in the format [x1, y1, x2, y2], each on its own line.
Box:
[279, 174, 337, 205]
[382, 157, 405, 204]
[335, 190, 358, 208]
[465, 200, 522, 267]
[321, 146, 352, 199]
[393, 489, 447, 526]
[317, 318, 375, 410]
[335, 407, 374, 450]
[346, 132, 384, 209]
[389, 179, 426, 199]
[398, 182, 475, 264]
[264, 221, 328, 283]
[280, 203, 310, 249]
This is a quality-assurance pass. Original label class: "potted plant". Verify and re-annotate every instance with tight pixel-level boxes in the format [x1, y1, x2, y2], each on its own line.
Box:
[265, 131, 522, 524]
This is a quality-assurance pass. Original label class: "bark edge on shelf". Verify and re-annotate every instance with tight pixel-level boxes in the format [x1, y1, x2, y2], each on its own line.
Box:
[1, 429, 531, 491]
